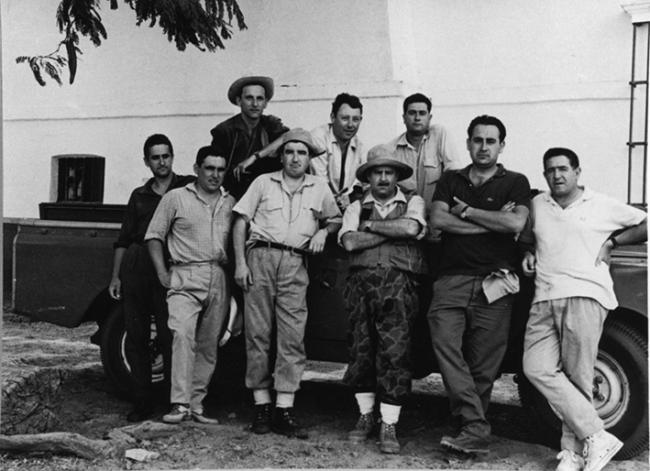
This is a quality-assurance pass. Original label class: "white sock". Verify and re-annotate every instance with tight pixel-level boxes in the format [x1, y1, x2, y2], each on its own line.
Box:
[253, 388, 271, 405]
[355, 392, 376, 415]
[276, 392, 294, 409]
[380, 402, 401, 425]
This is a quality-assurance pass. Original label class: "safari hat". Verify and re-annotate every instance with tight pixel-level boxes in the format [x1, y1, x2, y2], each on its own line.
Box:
[227, 76, 274, 104]
[356, 144, 413, 183]
[279, 128, 323, 157]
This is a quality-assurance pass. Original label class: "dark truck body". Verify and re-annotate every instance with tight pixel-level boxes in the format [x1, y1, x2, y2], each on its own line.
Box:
[4, 212, 648, 458]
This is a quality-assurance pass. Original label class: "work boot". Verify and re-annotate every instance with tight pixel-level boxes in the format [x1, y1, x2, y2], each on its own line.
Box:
[271, 407, 308, 439]
[583, 430, 623, 471]
[348, 412, 375, 443]
[440, 429, 490, 454]
[162, 404, 190, 424]
[556, 449, 584, 471]
[251, 403, 272, 434]
[378, 421, 400, 454]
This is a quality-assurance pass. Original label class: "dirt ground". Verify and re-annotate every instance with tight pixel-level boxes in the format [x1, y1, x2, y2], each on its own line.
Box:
[1, 311, 648, 471]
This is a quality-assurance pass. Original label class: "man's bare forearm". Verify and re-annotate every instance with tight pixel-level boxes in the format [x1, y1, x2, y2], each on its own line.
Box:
[463, 206, 528, 233]
[233, 216, 249, 266]
[612, 218, 647, 246]
[431, 209, 489, 234]
[147, 239, 167, 276]
[341, 231, 388, 252]
[364, 218, 421, 238]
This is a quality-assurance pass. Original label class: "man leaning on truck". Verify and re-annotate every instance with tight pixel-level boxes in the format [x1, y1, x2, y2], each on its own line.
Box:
[108, 134, 194, 422]
[521, 147, 647, 471]
[145, 146, 236, 425]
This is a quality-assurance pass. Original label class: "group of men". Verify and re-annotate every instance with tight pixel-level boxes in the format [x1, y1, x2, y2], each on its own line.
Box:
[108, 75, 646, 471]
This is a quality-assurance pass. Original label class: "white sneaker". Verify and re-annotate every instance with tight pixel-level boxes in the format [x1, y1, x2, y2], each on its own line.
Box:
[162, 404, 191, 424]
[583, 430, 623, 471]
[556, 449, 584, 471]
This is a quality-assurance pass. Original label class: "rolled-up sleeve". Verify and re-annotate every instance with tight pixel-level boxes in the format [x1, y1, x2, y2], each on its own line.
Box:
[337, 200, 361, 245]
[318, 184, 341, 221]
[233, 176, 263, 221]
[144, 192, 176, 243]
[405, 195, 428, 239]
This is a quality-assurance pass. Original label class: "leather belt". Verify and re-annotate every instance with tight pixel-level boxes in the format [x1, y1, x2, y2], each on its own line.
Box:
[250, 240, 309, 257]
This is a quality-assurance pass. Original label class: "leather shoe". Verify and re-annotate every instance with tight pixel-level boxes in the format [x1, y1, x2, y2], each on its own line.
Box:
[348, 412, 375, 443]
[379, 421, 400, 454]
[272, 407, 308, 439]
[251, 403, 272, 434]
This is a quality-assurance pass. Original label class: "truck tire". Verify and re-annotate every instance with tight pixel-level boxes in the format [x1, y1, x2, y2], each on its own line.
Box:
[517, 317, 648, 459]
[99, 304, 167, 397]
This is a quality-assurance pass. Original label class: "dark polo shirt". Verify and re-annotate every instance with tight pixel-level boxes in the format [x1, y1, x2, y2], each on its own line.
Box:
[433, 164, 531, 276]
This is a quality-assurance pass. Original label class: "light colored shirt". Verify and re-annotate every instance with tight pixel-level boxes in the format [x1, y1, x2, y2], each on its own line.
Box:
[338, 188, 427, 244]
[233, 171, 341, 249]
[145, 183, 235, 264]
[310, 123, 365, 195]
[529, 188, 646, 310]
[386, 124, 462, 209]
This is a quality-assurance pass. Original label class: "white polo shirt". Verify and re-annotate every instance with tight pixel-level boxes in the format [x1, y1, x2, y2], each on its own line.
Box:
[530, 188, 646, 310]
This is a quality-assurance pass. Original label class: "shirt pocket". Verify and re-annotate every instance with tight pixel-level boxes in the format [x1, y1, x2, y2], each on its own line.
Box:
[298, 192, 321, 237]
[422, 155, 442, 184]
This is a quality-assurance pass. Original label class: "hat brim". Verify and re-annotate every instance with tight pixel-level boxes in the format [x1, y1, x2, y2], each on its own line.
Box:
[280, 139, 323, 158]
[228, 76, 274, 105]
[356, 159, 413, 183]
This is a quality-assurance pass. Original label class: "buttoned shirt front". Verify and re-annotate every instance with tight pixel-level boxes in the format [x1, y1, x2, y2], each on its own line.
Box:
[338, 188, 427, 244]
[386, 124, 462, 208]
[310, 123, 365, 195]
[528, 188, 646, 310]
[145, 183, 235, 265]
[233, 171, 340, 249]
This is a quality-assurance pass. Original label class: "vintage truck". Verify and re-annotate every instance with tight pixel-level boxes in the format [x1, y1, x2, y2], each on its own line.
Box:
[4, 201, 647, 459]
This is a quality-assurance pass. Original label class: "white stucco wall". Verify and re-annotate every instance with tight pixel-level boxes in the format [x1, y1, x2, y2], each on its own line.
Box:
[2, 0, 642, 217]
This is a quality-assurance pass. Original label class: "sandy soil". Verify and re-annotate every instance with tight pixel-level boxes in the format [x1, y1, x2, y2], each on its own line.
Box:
[1, 312, 648, 470]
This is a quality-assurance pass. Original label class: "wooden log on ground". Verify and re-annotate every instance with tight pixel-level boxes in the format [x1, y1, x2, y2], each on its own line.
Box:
[0, 432, 112, 460]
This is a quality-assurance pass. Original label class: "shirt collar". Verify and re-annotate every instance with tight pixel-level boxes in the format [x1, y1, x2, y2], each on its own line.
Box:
[136, 173, 179, 195]
[270, 170, 316, 189]
[362, 186, 407, 206]
[395, 131, 429, 149]
[457, 163, 507, 182]
[185, 182, 228, 198]
[542, 186, 592, 206]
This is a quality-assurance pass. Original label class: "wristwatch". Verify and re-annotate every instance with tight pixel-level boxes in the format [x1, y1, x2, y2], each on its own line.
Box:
[608, 236, 619, 249]
[253, 151, 261, 160]
[460, 206, 470, 219]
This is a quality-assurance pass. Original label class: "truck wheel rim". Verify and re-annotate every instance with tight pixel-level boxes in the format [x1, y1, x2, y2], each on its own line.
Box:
[594, 351, 630, 427]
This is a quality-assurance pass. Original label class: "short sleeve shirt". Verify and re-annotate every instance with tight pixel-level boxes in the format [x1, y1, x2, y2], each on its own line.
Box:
[310, 123, 365, 195]
[233, 171, 341, 249]
[386, 124, 463, 210]
[144, 183, 235, 265]
[530, 188, 646, 310]
[433, 164, 531, 275]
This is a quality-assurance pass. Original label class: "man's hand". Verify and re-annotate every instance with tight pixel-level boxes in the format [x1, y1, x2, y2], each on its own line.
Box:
[233, 154, 257, 181]
[308, 228, 328, 253]
[522, 251, 536, 277]
[450, 197, 469, 217]
[595, 239, 614, 266]
[235, 263, 253, 291]
[157, 270, 172, 288]
[358, 220, 372, 232]
[108, 277, 122, 300]
[500, 201, 516, 212]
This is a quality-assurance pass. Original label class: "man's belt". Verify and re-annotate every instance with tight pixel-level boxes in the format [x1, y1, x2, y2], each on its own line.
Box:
[250, 240, 309, 257]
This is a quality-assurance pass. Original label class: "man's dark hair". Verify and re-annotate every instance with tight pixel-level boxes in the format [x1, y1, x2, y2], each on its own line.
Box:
[467, 115, 507, 142]
[543, 147, 580, 169]
[195, 145, 224, 166]
[403, 93, 432, 114]
[143, 134, 173, 159]
[331, 93, 363, 116]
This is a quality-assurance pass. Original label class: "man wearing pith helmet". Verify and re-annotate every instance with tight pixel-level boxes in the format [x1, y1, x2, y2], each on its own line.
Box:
[232, 128, 340, 439]
[210, 75, 289, 199]
[338, 144, 428, 454]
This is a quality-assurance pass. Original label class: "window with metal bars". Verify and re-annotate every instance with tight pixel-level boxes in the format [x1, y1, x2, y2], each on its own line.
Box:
[53, 154, 105, 203]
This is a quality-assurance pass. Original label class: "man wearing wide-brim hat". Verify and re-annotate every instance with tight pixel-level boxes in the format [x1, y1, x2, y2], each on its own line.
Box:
[338, 144, 428, 454]
[232, 128, 341, 439]
[210, 75, 289, 200]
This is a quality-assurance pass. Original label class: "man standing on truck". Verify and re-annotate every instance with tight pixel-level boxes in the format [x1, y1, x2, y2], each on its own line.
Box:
[310, 93, 366, 212]
[339, 145, 428, 454]
[428, 115, 531, 454]
[385, 93, 463, 238]
[210, 75, 289, 200]
[108, 133, 195, 422]
[521, 147, 647, 471]
[232, 128, 340, 439]
[145, 146, 236, 424]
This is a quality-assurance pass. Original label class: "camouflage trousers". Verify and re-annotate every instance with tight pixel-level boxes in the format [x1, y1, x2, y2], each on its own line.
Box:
[342, 266, 419, 405]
